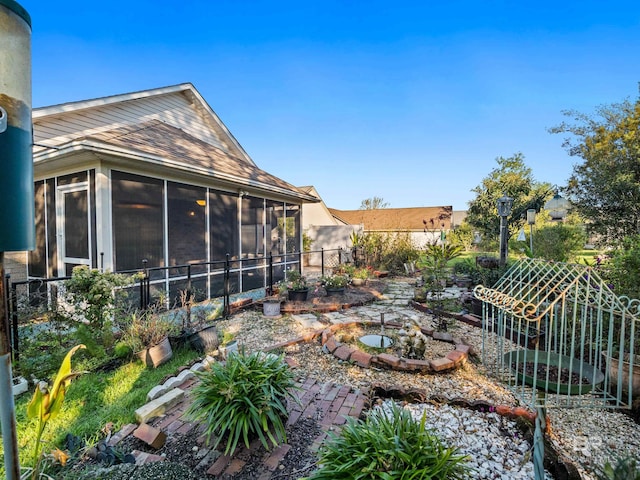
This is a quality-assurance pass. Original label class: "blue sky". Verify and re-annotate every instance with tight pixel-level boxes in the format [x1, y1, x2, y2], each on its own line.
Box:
[21, 0, 640, 210]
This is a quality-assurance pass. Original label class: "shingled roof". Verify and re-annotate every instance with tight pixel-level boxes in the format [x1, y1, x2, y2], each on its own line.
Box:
[328, 206, 452, 231]
[87, 120, 306, 194]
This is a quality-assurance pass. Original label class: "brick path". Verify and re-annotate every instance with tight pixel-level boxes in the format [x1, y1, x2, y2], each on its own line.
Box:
[109, 279, 443, 477]
[112, 373, 369, 478]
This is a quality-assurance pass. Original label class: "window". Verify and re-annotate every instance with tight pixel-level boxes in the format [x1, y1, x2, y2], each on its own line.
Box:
[112, 171, 164, 271]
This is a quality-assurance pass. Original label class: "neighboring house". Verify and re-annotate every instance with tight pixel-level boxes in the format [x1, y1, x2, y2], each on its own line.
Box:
[5, 83, 319, 298]
[299, 186, 362, 265]
[328, 206, 453, 248]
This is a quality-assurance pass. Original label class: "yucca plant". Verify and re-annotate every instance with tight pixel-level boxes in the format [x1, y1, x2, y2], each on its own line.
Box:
[186, 350, 298, 455]
[304, 402, 470, 480]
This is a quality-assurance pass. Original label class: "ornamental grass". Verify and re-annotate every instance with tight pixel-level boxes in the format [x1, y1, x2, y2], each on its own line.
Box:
[185, 350, 298, 455]
[304, 402, 470, 480]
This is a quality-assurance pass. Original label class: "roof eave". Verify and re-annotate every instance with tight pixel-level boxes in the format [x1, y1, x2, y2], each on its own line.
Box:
[33, 140, 320, 203]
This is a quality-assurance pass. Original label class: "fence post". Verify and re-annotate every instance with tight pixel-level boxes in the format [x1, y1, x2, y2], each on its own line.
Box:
[186, 264, 192, 328]
[224, 254, 230, 318]
[140, 259, 149, 311]
[268, 254, 273, 295]
[321, 248, 325, 277]
[338, 247, 343, 266]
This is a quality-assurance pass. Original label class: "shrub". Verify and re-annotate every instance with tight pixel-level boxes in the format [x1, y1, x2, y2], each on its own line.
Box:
[359, 231, 421, 274]
[304, 402, 469, 480]
[532, 222, 587, 262]
[186, 350, 298, 455]
[600, 234, 640, 300]
[452, 258, 510, 288]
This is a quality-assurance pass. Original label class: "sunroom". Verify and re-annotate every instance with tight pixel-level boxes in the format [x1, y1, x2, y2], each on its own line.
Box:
[19, 83, 318, 304]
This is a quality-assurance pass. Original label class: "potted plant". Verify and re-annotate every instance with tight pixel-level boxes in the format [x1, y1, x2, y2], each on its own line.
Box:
[351, 267, 370, 286]
[280, 269, 309, 301]
[123, 312, 175, 368]
[321, 274, 350, 296]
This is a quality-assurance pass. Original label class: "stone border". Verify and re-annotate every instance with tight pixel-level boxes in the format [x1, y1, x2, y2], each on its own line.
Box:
[313, 320, 472, 373]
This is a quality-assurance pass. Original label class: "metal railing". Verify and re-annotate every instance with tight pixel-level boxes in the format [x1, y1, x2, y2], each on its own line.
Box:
[4, 247, 349, 360]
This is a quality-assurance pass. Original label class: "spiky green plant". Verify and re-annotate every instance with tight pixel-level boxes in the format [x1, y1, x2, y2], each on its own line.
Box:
[304, 402, 470, 480]
[186, 350, 298, 455]
[596, 456, 640, 480]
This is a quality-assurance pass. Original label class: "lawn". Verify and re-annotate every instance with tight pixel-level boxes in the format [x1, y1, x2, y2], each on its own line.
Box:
[2, 347, 201, 478]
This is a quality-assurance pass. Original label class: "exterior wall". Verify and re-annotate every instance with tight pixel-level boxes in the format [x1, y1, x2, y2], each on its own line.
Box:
[409, 230, 442, 248]
[306, 225, 362, 266]
[302, 197, 338, 228]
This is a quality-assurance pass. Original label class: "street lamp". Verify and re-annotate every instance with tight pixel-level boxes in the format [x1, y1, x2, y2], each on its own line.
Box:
[497, 195, 514, 266]
[527, 209, 536, 256]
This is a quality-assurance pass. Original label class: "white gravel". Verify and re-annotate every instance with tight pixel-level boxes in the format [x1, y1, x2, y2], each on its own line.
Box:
[216, 278, 640, 478]
[377, 400, 553, 480]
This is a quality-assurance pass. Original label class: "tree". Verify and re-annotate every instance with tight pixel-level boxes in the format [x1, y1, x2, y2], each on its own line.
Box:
[448, 222, 475, 251]
[550, 93, 640, 245]
[466, 153, 553, 244]
[359, 196, 389, 210]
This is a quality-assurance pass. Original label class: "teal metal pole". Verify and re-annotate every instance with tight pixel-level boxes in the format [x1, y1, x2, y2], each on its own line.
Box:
[533, 406, 546, 480]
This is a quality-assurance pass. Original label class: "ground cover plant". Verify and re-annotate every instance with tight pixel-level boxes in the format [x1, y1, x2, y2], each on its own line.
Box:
[303, 402, 470, 480]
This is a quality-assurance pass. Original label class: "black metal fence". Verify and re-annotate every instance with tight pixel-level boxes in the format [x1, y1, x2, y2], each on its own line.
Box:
[5, 247, 350, 360]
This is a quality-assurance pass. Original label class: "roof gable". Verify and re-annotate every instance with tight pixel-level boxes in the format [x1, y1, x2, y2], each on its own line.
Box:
[33, 83, 253, 165]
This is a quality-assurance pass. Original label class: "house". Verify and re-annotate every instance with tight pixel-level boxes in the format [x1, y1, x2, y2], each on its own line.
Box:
[5, 83, 319, 298]
[328, 206, 453, 248]
[299, 186, 363, 265]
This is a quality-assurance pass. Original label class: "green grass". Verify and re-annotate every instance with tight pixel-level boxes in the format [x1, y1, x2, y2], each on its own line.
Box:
[3, 347, 200, 477]
[574, 248, 601, 264]
[450, 251, 495, 266]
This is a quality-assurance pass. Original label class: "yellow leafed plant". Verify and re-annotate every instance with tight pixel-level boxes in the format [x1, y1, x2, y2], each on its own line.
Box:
[26, 344, 87, 479]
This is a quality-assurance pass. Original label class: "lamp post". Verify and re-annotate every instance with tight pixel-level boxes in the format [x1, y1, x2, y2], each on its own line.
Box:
[497, 195, 514, 266]
[527, 209, 536, 256]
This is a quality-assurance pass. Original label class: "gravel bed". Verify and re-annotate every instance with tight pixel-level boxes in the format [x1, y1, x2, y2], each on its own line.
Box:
[378, 400, 553, 480]
[214, 287, 640, 479]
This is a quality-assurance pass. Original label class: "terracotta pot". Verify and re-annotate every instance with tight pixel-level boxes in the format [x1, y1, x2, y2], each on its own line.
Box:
[137, 337, 173, 368]
[288, 289, 309, 301]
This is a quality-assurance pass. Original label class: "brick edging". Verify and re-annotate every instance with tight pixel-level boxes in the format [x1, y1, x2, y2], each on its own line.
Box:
[318, 320, 472, 373]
